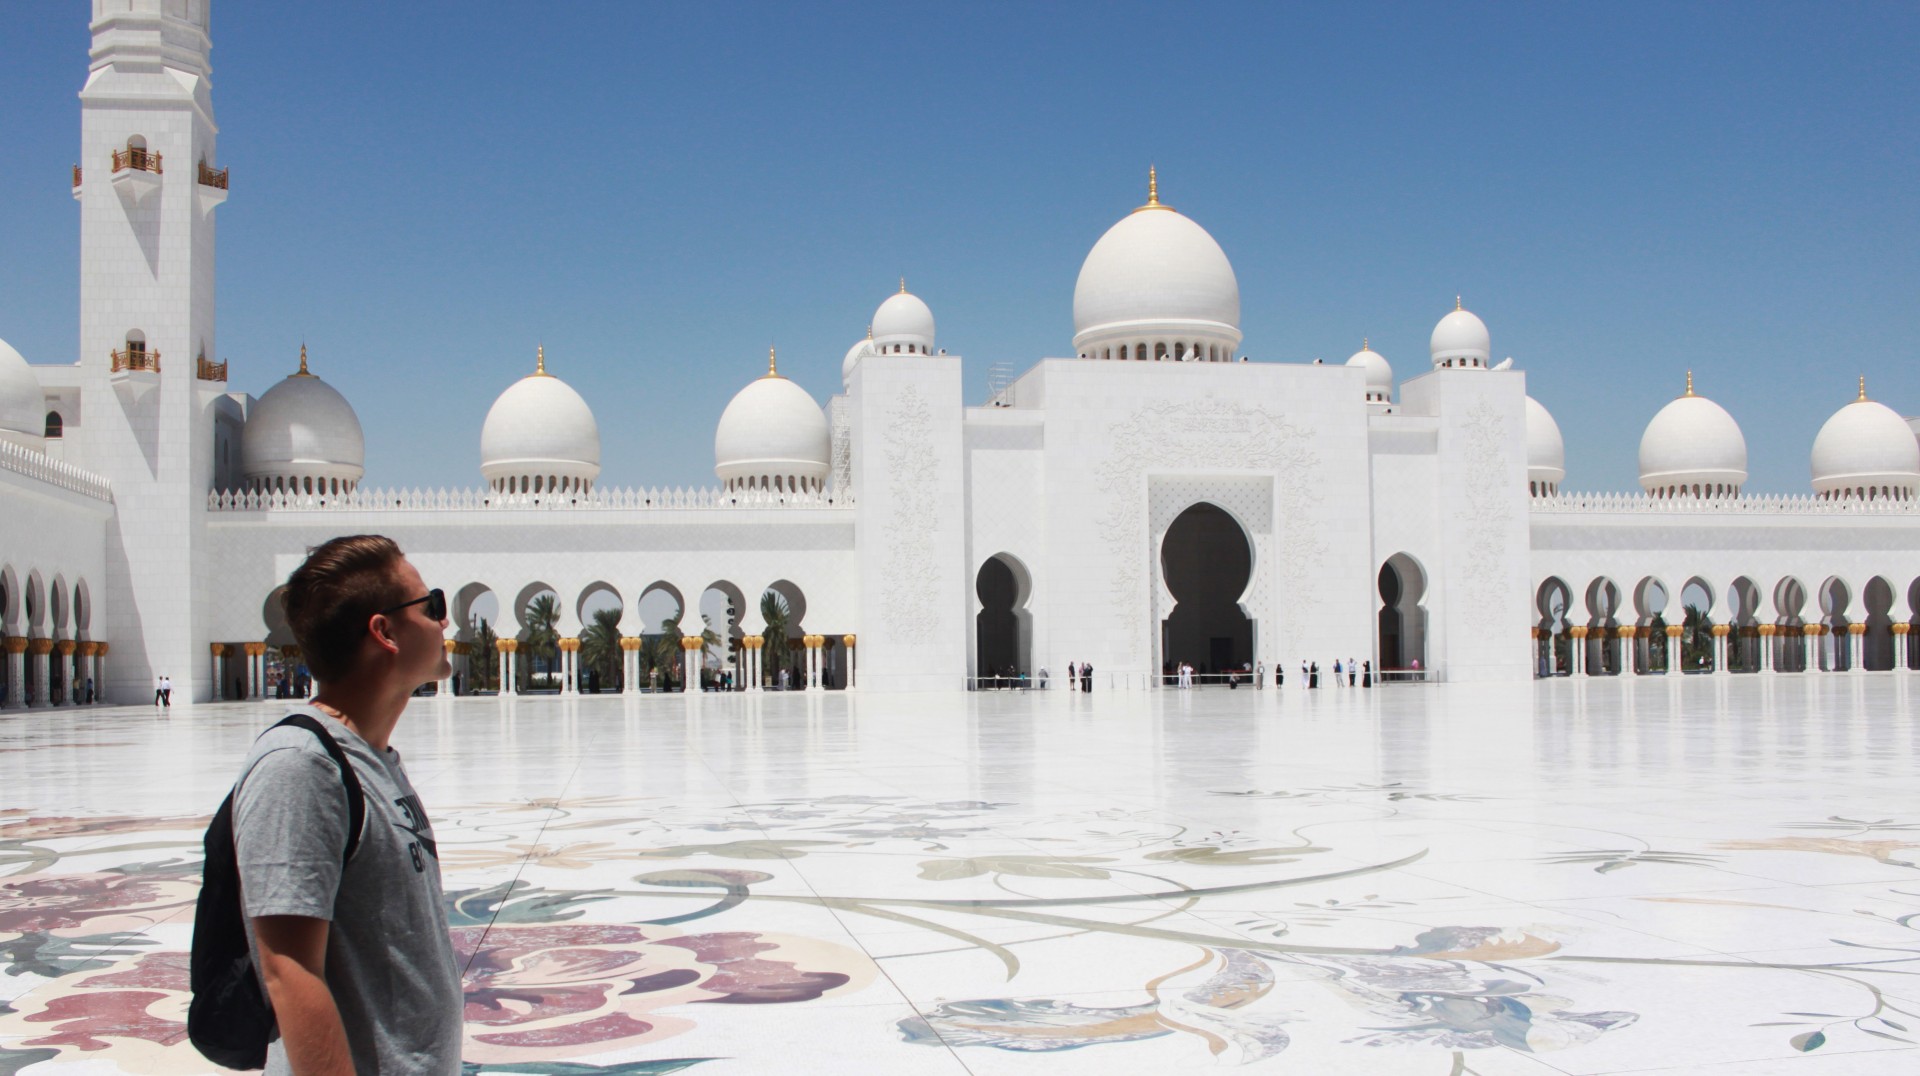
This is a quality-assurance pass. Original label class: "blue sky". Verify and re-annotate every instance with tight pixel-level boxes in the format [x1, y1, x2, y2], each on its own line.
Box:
[2, 2, 1916, 492]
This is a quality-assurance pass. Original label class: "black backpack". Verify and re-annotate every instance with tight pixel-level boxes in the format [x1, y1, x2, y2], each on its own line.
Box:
[188, 713, 365, 1069]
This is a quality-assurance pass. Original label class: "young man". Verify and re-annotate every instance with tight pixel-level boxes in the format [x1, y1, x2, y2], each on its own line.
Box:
[230, 535, 463, 1073]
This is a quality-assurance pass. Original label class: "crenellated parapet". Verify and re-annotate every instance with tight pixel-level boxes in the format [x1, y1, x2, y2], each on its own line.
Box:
[207, 483, 854, 513]
[0, 440, 114, 502]
[1532, 490, 1920, 515]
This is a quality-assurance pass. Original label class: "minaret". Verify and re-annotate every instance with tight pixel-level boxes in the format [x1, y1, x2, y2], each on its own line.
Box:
[75, 0, 227, 703]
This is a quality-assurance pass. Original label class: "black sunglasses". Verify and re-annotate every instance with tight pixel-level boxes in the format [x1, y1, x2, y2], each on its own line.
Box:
[381, 588, 446, 621]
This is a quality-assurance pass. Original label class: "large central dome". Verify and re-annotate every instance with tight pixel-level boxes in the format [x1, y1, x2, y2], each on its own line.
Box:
[1071, 170, 1241, 362]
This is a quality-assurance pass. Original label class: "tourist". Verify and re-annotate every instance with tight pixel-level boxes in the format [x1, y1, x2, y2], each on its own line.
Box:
[1309, 661, 1319, 688]
[1333, 658, 1342, 687]
[162, 675, 173, 706]
[86, 677, 95, 704]
[1068, 661, 1078, 690]
[1038, 666, 1049, 689]
[229, 535, 463, 1071]
[1082, 662, 1093, 692]
[1362, 660, 1372, 688]
[155, 673, 166, 707]
[1275, 662, 1284, 687]
[1348, 659, 1356, 687]
[1255, 660, 1264, 688]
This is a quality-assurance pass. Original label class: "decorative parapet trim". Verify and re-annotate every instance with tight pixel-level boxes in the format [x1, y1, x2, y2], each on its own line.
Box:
[207, 484, 853, 513]
[0, 440, 113, 502]
[1532, 491, 1920, 516]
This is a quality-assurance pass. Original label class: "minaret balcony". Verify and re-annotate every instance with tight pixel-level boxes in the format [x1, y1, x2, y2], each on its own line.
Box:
[110, 147, 162, 205]
[71, 165, 82, 200]
[196, 356, 227, 382]
[110, 348, 161, 400]
[195, 160, 228, 214]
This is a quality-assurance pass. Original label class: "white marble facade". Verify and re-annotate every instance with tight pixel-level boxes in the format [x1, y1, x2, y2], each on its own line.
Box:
[4, 0, 1920, 708]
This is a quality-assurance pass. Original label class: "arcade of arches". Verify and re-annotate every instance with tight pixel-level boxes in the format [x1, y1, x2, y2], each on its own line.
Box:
[0, 566, 108, 708]
[1532, 573, 1920, 677]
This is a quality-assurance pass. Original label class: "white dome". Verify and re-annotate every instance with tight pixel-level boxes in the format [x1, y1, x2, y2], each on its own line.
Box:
[1637, 379, 1747, 498]
[715, 350, 829, 492]
[241, 348, 365, 493]
[1430, 301, 1491, 369]
[1071, 172, 1241, 361]
[872, 286, 935, 355]
[1811, 384, 1920, 500]
[0, 336, 45, 450]
[1526, 395, 1566, 494]
[480, 349, 601, 494]
[1345, 342, 1392, 399]
[842, 337, 874, 390]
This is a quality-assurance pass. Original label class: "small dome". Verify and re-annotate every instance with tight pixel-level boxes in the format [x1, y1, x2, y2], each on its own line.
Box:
[0, 336, 45, 450]
[842, 336, 874, 390]
[480, 348, 601, 495]
[241, 346, 365, 494]
[1637, 375, 1747, 498]
[1526, 396, 1566, 495]
[716, 350, 830, 492]
[872, 284, 935, 355]
[1811, 380, 1920, 500]
[1430, 299, 1490, 369]
[1345, 340, 1392, 400]
[1072, 169, 1241, 361]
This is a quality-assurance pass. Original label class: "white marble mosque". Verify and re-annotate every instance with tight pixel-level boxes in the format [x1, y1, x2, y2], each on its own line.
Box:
[6, 4, 1920, 710]
[9, 6, 1920, 1075]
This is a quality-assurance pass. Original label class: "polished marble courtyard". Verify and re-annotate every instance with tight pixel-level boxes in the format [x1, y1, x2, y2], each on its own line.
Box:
[3, 675, 1919, 1074]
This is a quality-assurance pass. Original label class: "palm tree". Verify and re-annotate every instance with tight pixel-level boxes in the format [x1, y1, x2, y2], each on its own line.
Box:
[471, 616, 498, 692]
[523, 592, 560, 690]
[579, 606, 623, 692]
[760, 590, 792, 686]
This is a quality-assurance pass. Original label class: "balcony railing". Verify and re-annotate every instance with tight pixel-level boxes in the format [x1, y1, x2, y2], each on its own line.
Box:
[197, 161, 228, 190]
[110, 348, 161, 374]
[111, 147, 163, 174]
[72, 165, 82, 187]
[196, 356, 227, 381]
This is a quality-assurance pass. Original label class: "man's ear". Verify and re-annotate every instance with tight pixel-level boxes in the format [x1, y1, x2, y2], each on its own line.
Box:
[367, 613, 402, 656]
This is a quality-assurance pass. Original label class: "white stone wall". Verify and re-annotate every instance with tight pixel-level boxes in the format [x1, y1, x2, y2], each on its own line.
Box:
[1396, 369, 1534, 682]
[850, 354, 970, 690]
[963, 410, 1046, 678]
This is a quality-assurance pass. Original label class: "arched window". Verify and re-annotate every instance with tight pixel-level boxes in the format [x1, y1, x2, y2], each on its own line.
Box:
[43, 412, 63, 439]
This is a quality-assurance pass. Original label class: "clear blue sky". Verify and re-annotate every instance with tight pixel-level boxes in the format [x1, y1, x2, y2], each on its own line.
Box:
[2, 2, 1916, 493]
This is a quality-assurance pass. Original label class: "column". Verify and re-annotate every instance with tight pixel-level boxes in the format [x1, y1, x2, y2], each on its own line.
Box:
[1896, 624, 1911, 671]
[1807, 624, 1825, 673]
[682, 634, 701, 693]
[805, 636, 822, 691]
[28, 639, 52, 705]
[439, 640, 455, 696]
[1617, 626, 1636, 677]
[210, 643, 226, 700]
[1665, 625, 1683, 675]
[743, 639, 760, 692]
[55, 640, 75, 703]
[844, 634, 857, 690]
[1848, 624, 1866, 675]
[1759, 624, 1775, 674]
[621, 639, 639, 695]
[94, 643, 108, 704]
[1712, 625, 1730, 675]
[1569, 626, 1587, 677]
[497, 639, 515, 697]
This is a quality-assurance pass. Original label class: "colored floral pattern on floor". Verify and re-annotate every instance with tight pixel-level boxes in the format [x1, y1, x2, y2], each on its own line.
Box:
[4, 682, 1920, 1072]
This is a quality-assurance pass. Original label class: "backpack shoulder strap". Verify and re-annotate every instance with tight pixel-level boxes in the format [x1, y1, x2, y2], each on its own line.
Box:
[270, 714, 366, 865]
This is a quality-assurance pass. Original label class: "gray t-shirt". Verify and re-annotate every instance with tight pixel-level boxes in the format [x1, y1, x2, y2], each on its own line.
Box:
[233, 710, 463, 1074]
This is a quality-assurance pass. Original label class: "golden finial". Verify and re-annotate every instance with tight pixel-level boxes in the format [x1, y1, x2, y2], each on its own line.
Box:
[899, 277, 907, 294]
[767, 345, 778, 378]
[1684, 369, 1694, 397]
[296, 342, 310, 376]
[1859, 375, 1868, 402]
[1362, 337, 1370, 352]
[1455, 296, 1462, 312]
[534, 344, 548, 376]
[1134, 165, 1171, 212]
[866, 323, 873, 341]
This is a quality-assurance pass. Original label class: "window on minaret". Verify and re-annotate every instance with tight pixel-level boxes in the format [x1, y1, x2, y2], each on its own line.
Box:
[44, 412, 63, 439]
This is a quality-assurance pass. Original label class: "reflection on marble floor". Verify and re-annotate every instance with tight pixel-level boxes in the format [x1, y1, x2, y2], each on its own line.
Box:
[3, 676, 1920, 1073]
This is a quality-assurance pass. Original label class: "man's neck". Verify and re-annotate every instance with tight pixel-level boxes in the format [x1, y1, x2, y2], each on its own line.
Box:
[308, 686, 408, 752]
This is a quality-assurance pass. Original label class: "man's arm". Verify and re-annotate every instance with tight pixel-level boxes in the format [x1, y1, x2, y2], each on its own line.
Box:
[252, 914, 354, 1076]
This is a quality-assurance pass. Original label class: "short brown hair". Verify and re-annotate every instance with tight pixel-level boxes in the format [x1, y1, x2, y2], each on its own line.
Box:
[282, 535, 408, 684]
